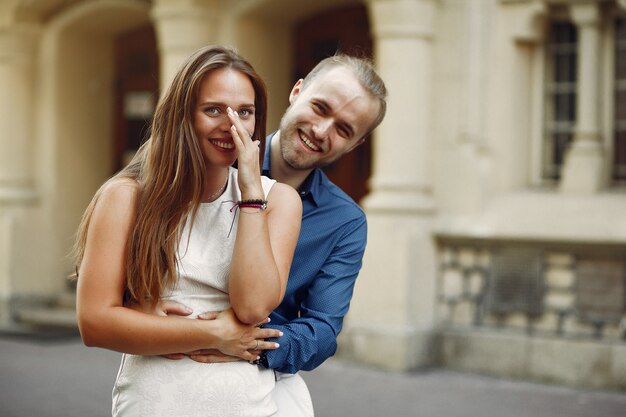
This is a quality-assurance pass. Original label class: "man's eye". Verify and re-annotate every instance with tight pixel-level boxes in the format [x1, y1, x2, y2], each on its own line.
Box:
[337, 127, 349, 138]
[312, 103, 326, 114]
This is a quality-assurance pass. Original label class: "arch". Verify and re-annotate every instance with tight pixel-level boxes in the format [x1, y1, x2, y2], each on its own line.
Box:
[35, 0, 151, 281]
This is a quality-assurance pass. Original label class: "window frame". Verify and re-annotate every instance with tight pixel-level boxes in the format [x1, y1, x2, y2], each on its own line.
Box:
[532, 5, 624, 188]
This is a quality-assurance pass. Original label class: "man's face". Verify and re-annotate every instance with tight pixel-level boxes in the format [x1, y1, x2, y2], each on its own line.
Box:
[278, 66, 380, 170]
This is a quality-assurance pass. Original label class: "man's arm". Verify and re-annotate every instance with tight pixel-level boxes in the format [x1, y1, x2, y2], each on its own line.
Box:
[263, 216, 367, 373]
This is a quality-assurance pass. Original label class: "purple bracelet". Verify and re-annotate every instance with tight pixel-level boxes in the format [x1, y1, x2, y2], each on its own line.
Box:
[230, 199, 268, 212]
[225, 199, 268, 237]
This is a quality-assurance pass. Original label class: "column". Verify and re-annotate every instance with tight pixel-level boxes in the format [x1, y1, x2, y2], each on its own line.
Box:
[0, 25, 39, 202]
[0, 23, 39, 321]
[150, 0, 221, 91]
[342, 0, 438, 371]
[560, 3, 604, 193]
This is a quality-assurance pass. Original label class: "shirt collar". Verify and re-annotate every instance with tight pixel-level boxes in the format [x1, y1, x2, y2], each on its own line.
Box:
[264, 131, 322, 207]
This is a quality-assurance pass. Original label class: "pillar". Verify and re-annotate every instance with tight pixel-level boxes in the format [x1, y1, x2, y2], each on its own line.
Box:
[342, 0, 438, 371]
[0, 23, 39, 321]
[560, 2, 604, 193]
[150, 0, 220, 90]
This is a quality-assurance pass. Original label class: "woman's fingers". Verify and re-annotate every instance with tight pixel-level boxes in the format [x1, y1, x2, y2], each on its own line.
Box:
[255, 317, 270, 327]
[255, 340, 280, 351]
[253, 327, 283, 340]
[227, 107, 252, 147]
[226, 107, 262, 196]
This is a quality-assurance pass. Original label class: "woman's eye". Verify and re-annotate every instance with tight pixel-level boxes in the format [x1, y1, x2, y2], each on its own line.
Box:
[238, 109, 253, 117]
[205, 107, 220, 115]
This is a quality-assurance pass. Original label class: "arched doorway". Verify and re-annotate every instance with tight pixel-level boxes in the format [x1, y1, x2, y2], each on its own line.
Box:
[293, 4, 373, 203]
[41, 1, 152, 280]
[113, 25, 159, 172]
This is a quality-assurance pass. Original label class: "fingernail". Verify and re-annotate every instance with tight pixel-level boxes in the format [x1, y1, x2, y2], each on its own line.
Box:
[274, 343, 280, 348]
[227, 106, 232, 113]
[267, 317, 271, 323]
[278, 331, 283, 336]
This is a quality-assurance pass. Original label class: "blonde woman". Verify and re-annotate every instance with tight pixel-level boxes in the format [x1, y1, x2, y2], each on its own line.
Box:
[74, 46, 301, 416]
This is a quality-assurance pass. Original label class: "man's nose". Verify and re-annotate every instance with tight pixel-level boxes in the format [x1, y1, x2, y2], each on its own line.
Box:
[312, 118, 332, 140]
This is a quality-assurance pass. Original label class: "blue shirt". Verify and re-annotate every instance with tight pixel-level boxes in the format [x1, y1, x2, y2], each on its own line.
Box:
[262, 133, 367, 373]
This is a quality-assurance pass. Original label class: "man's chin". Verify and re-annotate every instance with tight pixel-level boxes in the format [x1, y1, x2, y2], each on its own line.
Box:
[284, 154, 318, 171]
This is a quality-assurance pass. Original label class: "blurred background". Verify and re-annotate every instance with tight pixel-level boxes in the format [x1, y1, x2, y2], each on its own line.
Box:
[1, 0, 626, 407]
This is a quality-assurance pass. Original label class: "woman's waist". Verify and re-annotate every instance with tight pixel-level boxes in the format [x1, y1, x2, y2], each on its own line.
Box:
[119, 354, 275, 388]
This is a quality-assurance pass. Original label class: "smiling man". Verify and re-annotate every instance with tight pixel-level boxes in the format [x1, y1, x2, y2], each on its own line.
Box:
[257, 55, 387, 415]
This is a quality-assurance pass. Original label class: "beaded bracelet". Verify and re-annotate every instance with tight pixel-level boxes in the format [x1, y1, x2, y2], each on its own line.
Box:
[233, 199, 268, 211]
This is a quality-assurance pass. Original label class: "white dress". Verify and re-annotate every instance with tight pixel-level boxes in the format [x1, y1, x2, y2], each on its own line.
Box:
[112, 167, 278, 417]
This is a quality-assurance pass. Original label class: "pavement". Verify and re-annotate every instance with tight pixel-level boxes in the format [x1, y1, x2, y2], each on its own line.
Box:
[1, 334, 626, 417]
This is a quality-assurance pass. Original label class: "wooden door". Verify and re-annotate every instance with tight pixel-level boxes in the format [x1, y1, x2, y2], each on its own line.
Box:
[113, 25, 159, 173]
[294, 4, 373, 203]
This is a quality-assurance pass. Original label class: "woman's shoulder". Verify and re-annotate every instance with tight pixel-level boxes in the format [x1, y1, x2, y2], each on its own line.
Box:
[98, 177, 140, 209]
[267, 182, 301, 213]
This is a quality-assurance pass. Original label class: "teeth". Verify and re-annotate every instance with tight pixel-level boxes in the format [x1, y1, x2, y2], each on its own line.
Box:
[210, 140, 234, 149]
[299, 132, 320, 151]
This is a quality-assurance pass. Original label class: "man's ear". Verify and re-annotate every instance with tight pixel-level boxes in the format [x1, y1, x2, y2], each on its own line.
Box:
[345, 137, 366, 154]
[288, 79, 304, 104]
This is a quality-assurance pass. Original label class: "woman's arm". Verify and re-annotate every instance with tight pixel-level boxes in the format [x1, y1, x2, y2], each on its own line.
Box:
[76, 179, 280, 359]
[229, 183, 302, 324]
[226, 107, 302, 324]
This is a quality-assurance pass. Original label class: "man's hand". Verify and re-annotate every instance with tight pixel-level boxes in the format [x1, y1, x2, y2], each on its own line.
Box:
[184, 349, 242, 363]
[125, 299, 193, 317]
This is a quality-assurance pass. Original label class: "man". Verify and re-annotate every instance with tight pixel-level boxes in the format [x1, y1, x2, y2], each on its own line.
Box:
[255, 55, 386, 414]
[156, 54, 387, 415]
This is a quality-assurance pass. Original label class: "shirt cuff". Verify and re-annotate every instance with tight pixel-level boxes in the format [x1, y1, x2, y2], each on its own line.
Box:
[263, 324, 290, 371]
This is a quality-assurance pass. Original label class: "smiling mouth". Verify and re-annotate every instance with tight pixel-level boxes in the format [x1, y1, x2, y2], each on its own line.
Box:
[298, 130, 321, 152]
[209, 139, 234, 150]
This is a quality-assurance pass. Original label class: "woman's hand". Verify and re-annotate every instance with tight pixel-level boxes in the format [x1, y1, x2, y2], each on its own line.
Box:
[227, 107, 264, 200]
[209, 308, 281, 362]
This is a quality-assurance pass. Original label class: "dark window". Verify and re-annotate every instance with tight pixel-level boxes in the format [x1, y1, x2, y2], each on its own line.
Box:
[543, 21, 577, 180]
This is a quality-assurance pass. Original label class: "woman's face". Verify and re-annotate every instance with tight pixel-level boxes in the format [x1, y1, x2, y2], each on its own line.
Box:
[193, 67, 256, 168]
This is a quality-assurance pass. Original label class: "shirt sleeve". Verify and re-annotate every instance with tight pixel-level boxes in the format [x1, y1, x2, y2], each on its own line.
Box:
[263, 215, 367, 373]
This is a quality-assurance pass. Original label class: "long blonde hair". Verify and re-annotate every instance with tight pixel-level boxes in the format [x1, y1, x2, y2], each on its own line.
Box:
[73, 45, 268, 304]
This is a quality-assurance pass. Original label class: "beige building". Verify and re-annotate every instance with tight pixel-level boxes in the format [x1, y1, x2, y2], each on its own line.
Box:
[1, 0, 625, 390]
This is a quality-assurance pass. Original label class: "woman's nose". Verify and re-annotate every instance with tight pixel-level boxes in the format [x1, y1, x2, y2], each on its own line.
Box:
[217, 114, 232, 132]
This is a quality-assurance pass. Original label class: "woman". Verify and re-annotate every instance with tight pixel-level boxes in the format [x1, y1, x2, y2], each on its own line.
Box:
[74, 46, 301, 416]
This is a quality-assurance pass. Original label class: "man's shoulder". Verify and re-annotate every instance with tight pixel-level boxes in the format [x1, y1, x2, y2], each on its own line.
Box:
[315, 170, 365, 221]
